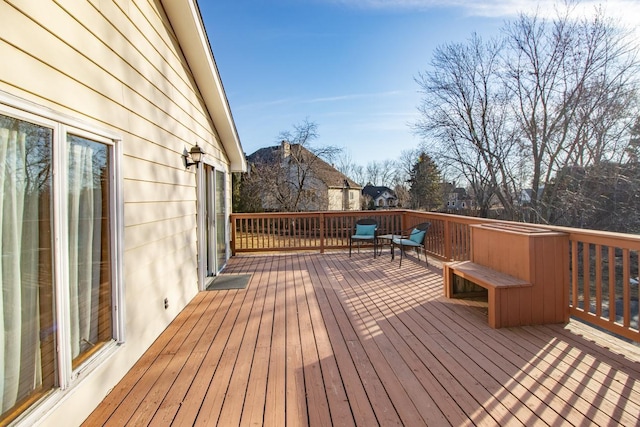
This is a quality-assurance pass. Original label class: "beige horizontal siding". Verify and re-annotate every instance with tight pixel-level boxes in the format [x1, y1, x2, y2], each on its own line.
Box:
[0, 0, 234, 424]
[2, 0, 227, 164]
[123, 179, 197, 204]
[124, 200, 195, 225]
[124, 242, 198, 300]
[124, 214, 196, 251]
[9, 0, 213, 138]
[124, 235, 197, 283]
[122, 154, 196, 185]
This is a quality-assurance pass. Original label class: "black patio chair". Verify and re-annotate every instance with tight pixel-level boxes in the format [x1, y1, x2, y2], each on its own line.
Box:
[391, 222, 431, 266]
[349, 218, 378, 258]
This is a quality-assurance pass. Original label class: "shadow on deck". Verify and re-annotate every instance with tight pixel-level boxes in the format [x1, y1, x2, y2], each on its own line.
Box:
[84, 252, 640, 426]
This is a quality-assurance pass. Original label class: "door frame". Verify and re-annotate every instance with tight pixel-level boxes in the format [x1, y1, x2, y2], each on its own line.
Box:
[195, 158, 229, 291]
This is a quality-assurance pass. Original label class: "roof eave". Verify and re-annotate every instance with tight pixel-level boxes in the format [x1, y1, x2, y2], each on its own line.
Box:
[161, 0, 247, 172]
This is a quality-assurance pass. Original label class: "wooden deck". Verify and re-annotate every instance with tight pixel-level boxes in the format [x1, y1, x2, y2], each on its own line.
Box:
[84, 252, 640, 426]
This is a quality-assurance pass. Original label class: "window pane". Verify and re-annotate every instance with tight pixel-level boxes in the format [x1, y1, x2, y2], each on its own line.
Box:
[67, 135, 111, 367]
[205, 166, 214, 276]
[215, 170, 226, 270]
[0, 114, 56, 421]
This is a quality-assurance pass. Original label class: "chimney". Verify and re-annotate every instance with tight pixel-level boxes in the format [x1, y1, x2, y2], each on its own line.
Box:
[281, 140, 290, 159]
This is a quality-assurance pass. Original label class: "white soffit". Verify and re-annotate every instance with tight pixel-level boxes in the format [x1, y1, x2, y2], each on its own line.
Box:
[161, 0, 247, 172]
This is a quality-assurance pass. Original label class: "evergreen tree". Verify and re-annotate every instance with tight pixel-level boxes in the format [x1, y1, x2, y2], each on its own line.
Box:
[408, 152, 443, 211]
[626, 116, 640, 163]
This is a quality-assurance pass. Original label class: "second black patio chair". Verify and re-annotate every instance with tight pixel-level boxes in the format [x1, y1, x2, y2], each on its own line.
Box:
[349, 218, 378, 258]
[391, 222, 431, 266]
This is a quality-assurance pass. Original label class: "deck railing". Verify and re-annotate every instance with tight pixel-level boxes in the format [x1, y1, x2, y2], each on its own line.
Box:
[230, 210, 486, 259]
[230, 210, 639, 342]
[545, 225, 640, 342]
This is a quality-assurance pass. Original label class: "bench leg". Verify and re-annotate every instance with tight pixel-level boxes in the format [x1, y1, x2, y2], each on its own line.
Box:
[443, 264, 453, 298]
[445, 266, 501, 328]
[487, 288, 499, 328]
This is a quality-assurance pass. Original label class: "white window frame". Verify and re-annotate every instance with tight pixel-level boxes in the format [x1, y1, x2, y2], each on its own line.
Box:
[0, 91, 124, 420]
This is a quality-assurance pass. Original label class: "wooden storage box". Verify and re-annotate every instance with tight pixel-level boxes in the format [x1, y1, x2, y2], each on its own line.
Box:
[470, 223, 569, 327]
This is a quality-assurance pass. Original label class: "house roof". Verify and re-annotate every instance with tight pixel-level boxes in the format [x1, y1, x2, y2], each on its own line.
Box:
[246, 146, 281, 165]
[161, 0, 246, 172]
[362, 185, 396, 199]
[247, 144, 361, 189]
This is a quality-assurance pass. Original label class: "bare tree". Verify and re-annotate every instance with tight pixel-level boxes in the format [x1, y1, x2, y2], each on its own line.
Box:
[351, 164, 366, 188]
[504, 6, 639, 222]
[393, 149, 418, 184]
[415, 4, 640, 223]
[364, 160, 396, 187]
[335, 150, 366, 186]
[393, 184, 411, 208]
[334, 150, 356, 178]
[391, 149, 419, 208]
[239, 120, 342, 212]
[415, 32, 519, 218]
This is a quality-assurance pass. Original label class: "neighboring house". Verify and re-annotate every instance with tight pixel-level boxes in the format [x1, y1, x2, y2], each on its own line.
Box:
[247, 141, 361, 211]
[0, 1, 246, 426]
[446, 187, 474, 212]
[520, 187, 545, 205]
[362, 185, 398, 209]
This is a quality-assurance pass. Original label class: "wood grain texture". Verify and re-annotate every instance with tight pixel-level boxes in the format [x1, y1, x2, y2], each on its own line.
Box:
[84, 253, 640, 426]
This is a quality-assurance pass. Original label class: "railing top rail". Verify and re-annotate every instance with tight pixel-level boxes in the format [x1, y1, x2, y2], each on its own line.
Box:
[230, 210, 404, 218]
[543, 224, 640, 247]
[231, 209, 640, 245]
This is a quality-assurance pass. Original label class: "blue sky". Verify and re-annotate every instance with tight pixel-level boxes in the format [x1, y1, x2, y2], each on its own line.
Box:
[200, 0, 639, 166]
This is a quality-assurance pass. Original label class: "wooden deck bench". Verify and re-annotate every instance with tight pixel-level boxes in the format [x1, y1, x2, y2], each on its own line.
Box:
[443, 260, 532, 328]
[443, 224, 569, 329]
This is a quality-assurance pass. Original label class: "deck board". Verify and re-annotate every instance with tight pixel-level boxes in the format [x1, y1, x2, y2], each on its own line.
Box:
[284, 256, 308, 427]
[239, 257, 275, 427]
[333, 257, 467, 426]
[263, 255, 287, 427]
[148, 292, 232, 426]
[304, 254, 379, 426]
[84, 253, 640, 426]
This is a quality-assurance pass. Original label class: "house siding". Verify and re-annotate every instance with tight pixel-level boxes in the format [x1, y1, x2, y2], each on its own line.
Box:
[327, 188, 360, 211]
[0, 0, 233, 425]
[328, 187, 341, 210]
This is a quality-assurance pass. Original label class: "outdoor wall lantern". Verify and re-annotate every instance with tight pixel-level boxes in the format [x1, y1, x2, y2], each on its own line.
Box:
[184, 144, 205, 169]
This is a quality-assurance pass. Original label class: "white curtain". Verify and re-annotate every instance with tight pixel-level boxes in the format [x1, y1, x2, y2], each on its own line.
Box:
[0, 120, 42, 412]
[0, 120, 106, 415]
[68, 141, 102, 359]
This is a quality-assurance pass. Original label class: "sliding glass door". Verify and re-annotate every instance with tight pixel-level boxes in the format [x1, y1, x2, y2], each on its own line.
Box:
[215, 170, 226, 272]
[203, 165, 227, 278]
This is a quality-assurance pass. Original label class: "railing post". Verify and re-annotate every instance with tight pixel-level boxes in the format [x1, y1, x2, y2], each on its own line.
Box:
[444, 218, 452, 260]
[319, 212, 325, 253]
[230, 215, 236, 256]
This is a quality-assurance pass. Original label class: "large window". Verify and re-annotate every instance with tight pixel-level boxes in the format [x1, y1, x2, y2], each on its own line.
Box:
[0, 107, 120, 423]
[67, 134, 112, 367]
